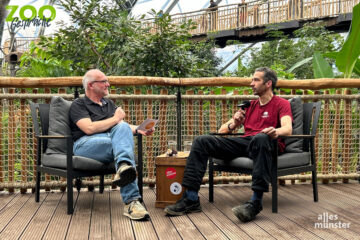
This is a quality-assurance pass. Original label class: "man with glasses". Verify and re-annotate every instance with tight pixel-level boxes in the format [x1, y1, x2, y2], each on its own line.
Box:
[69, 69, 154, 220]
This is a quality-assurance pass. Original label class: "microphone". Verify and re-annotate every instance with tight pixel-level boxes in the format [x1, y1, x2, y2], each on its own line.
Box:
[237, 100, 251, 110]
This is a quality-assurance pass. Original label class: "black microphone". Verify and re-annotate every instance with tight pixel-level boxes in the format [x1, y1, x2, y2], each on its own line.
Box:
[237, 100, 251, 110]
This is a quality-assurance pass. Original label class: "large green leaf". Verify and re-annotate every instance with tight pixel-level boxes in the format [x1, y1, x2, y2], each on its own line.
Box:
[336, 3, 360, 78]
[353, 58, 360, 76]
[313, 52, 334, 78]
[287, 56, 313, 73]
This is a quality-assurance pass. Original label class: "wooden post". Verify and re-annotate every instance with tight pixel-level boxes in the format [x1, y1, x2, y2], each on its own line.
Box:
[233, 90, 240, 184]
[0, 96, 3, 191]
[8, 88, 15, 193]
[111, 89, 117, 189]
[44, 88, 51, 192]
[342, 89, 351, 183]
[321, 90, 330, 184]
[331, 89, 341, 182]
[186, 90, 194, 137]
[20, 89, 28, 194]
[221, 89, 228, 125]
[146, 89, 155, 188]
[121, 90, 130, 121]
[31, 88, 38, 193]
[209, 91, 216, 133]
[159, 89, 168, 154]
[134, 89, 142, 125]
[198, 90, 204, 135]
[57, 88, 68, 192]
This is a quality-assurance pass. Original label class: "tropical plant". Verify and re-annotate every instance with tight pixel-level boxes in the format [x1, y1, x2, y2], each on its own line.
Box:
[23, 0, 220, 78]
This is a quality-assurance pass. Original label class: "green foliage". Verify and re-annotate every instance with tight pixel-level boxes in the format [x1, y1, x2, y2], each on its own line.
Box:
[237, 22, 343, 79]
[23, 0, 220, 78]
[313, 52, 334, 78]
[17, 42, 73, 77]
[336, 3, 360, 78]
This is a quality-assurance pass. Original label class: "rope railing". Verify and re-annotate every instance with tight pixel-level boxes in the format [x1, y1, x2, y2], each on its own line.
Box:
[1, 79, 360, 193]
[141, 0, 359, 36]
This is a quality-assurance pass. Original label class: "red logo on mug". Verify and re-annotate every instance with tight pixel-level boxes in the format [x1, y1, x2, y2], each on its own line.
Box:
[165, 167, 177, 179]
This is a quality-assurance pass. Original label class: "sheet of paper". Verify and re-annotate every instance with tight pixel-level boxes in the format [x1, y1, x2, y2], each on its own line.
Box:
[136, 119, 158, 132]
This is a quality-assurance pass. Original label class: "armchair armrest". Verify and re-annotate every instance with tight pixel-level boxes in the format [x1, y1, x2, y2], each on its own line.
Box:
[38, 135, 72, 139]
[279, 134, 315, 139]
[209, 132, 245, 136]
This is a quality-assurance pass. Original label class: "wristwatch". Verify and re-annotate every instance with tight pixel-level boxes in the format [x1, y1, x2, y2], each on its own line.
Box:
[228, 123, 234, 131]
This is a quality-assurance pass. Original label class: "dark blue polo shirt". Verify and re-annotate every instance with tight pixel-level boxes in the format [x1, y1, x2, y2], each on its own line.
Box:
[69, 95, 116, 141]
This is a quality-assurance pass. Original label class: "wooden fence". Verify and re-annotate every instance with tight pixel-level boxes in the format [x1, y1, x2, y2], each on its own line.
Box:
[141, 0, 359, 35]
[0, 77, 360, 193]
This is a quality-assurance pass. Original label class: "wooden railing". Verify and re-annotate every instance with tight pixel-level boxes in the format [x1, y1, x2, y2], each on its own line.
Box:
[142, 0, 359, 35]
[1, 77, 360, 192]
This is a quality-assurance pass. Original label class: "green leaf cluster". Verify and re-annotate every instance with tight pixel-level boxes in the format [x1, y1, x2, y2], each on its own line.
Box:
[19, 0, 221, 78]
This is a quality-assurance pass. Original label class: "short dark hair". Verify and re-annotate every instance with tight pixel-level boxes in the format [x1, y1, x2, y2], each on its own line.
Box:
[255, 67, 277, 90]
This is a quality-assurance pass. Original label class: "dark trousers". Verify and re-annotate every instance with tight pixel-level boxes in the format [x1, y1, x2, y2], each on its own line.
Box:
[182, 133, 273, 193]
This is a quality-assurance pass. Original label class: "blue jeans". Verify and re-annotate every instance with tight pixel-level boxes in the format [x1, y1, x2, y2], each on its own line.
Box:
[73, 122, 140, 203]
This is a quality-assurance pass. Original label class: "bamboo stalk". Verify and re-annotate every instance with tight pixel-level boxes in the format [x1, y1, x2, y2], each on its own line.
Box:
[44, 88, 51, 192]
[331, 89, 341, 182]
[0, 97, 3, 191]
[159, 89, 168, 154]
[146, 89, 155, 187]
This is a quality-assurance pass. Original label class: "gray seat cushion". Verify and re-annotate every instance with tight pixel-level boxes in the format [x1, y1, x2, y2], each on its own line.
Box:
[213, 152, 310, 170]
[285, 97, 303, 153]
[43, 96, 116, 171]
[42, 153, 116, 171]
[46, 96, 72, 154]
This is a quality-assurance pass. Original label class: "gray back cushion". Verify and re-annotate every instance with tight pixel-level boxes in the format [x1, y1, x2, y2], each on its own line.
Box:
[285, 97, 303, 153]
[45, 96, 72, 154]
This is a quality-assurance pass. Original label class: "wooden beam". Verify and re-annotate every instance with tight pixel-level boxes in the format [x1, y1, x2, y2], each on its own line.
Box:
[1, 76, 360, 90]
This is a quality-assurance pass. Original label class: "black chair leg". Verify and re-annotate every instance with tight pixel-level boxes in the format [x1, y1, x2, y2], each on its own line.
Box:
[271, 177, 278, 213]
[312, 170, 318, 202]
[209, 158, 214, 202]
[67, 178, 74, 214]
[35, 170, 41, 202]
[100, 175, 104, 194]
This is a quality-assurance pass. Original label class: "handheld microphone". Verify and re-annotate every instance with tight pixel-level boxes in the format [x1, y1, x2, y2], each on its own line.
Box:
[237, 100, 251, 110]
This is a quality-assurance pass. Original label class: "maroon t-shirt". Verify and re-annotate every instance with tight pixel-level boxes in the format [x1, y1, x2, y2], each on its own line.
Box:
[243, 95, 293, 152]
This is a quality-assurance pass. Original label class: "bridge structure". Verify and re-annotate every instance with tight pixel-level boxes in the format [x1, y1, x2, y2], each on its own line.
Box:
[142, 0, 359, 46]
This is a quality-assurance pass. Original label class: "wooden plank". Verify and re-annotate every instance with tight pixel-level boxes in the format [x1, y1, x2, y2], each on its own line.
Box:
[197, 190, 253, 240]
[145, 189, 182, 240]
[110, 190, 134, 239]
[284, 184, 360, 235]
[89, 191, 111, 240]
[20, 192, 63, 239]
[0, 192, 18, 210]
[0, 193, 32, 232]
[0, 193, 46, 240]
[66, 191, 94, 240]
[201, 185, 275, 239]
[218, 186, 301, 240]
[201, 186, 311, 240]
[187, 209, 228, 240]
[169, 215, 205, 240]
[278, 185, 356, 239]
[42, 192, 73, 240]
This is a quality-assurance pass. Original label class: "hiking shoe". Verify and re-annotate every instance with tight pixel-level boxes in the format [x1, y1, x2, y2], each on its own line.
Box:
[112, 163, 136, 187]
[232, 200, 263, 223]
[164, 195, 202, 216]
[124, 200, 150, 220]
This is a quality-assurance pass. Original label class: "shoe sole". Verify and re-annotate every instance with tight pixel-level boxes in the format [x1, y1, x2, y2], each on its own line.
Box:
[112, 166, 137, 187]
[124, 212, 150, 220]
[164, 206, 202, 216]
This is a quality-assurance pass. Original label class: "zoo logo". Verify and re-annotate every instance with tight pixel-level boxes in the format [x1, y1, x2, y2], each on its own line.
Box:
[6, 5, 56, 22]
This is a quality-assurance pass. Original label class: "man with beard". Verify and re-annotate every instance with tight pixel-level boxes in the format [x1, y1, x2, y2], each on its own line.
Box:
[164, 67, 293, 222]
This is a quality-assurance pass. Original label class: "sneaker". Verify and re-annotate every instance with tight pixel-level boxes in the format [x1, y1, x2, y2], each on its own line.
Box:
[124, 200, 150, 220]
[232, 200, 263, 223]
[164, 195, 202, 216]
[112, 163, 136, 187]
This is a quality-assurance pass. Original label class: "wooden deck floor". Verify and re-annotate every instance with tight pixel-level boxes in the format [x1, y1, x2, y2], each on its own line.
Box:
[0, 181, 359, 240]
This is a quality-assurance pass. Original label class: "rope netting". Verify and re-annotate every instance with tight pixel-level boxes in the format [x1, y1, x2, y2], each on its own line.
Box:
[0, 87, 359, 192]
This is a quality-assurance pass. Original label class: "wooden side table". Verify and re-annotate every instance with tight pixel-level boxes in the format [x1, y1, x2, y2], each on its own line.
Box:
[155, 152, 189, 208]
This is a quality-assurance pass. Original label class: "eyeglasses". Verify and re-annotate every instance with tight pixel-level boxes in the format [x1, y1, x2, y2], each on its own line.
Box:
[92, 80, 109, 84]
